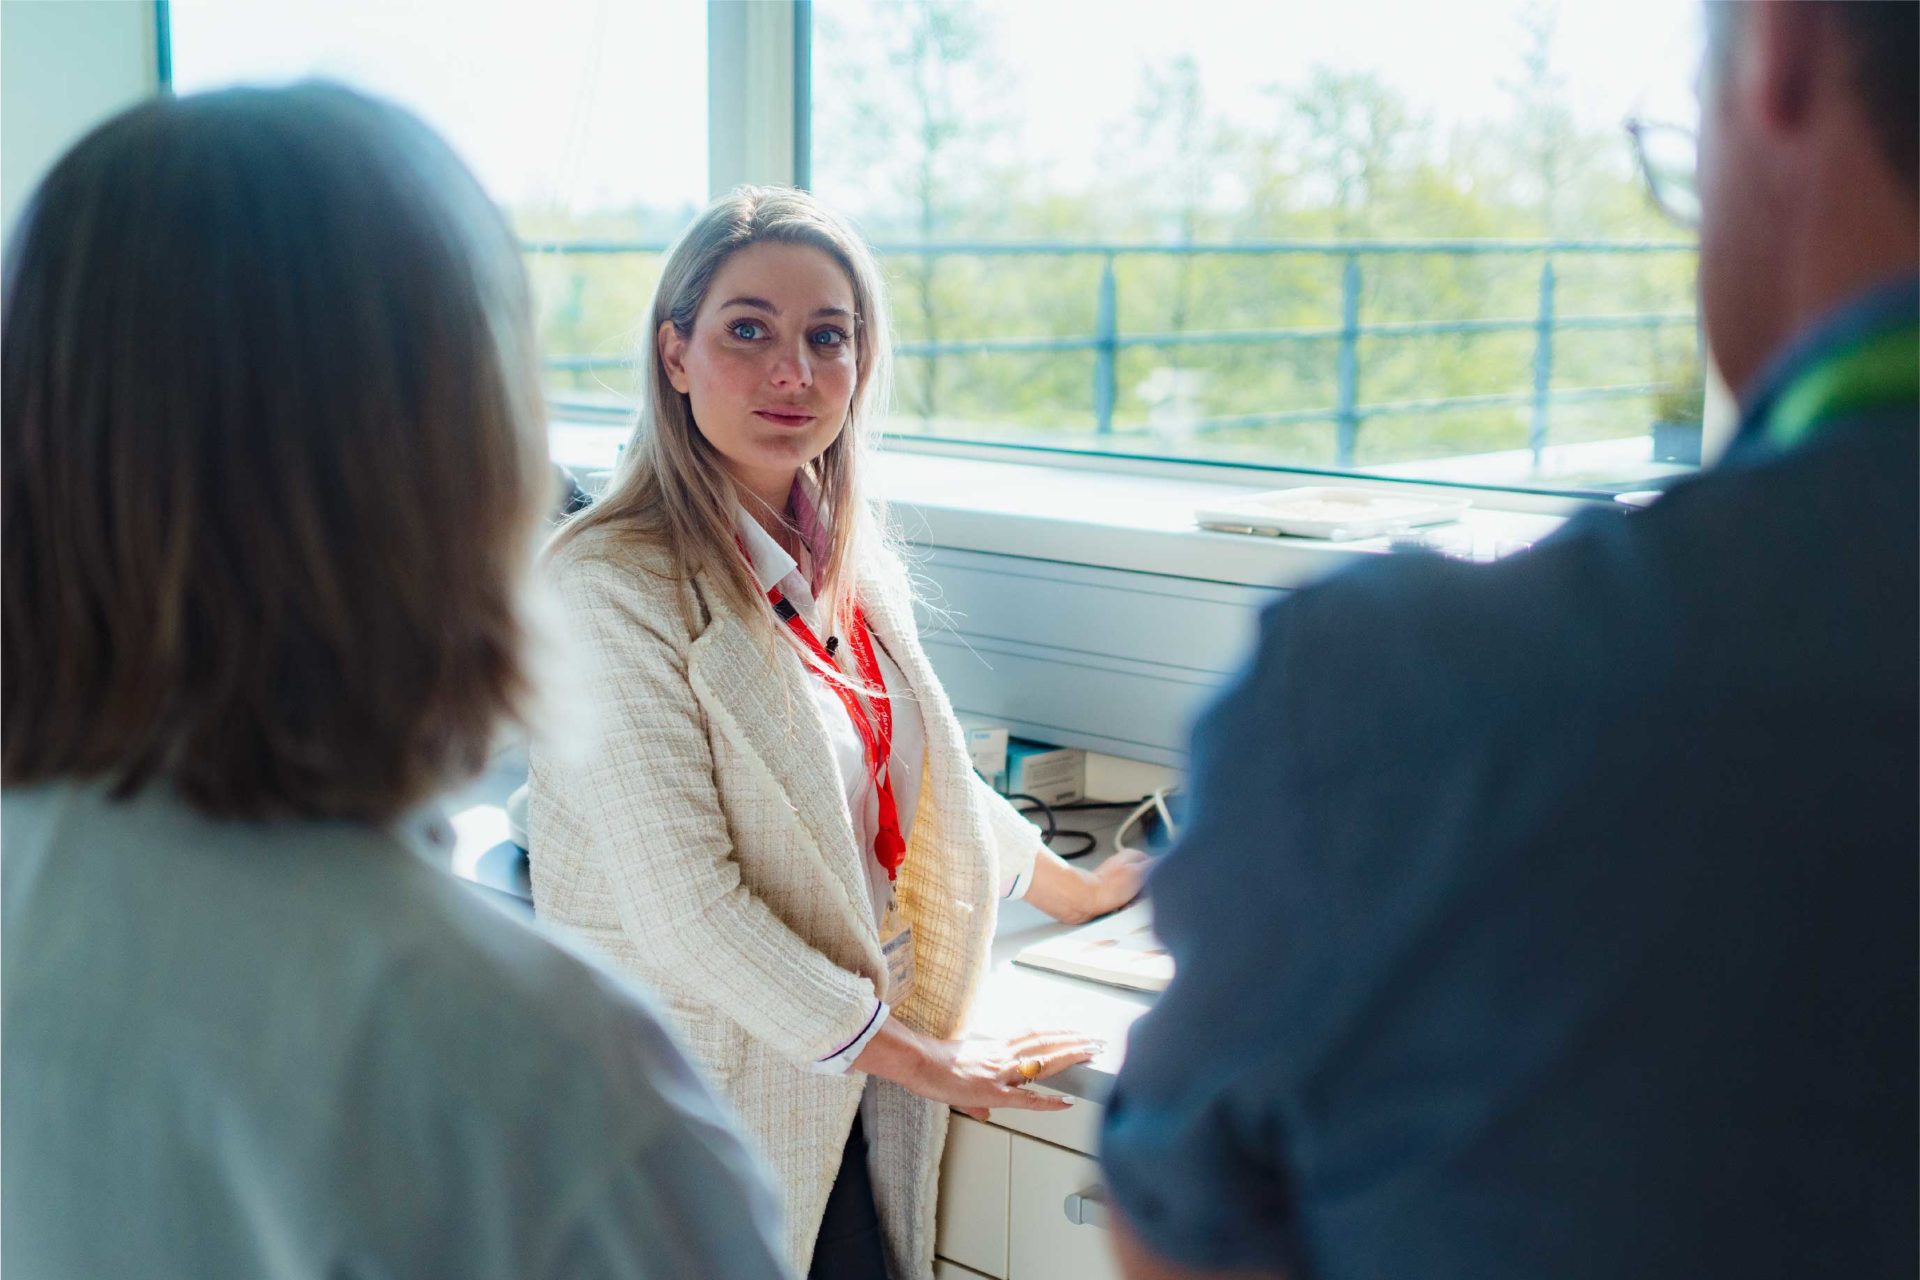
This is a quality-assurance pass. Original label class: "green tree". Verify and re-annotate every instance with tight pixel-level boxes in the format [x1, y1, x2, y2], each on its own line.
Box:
[1285, 69, 1421, 237]
[816, 0, 1013, 421]
[1131, 55, 1211, 383]
[1506, 0, 1580, 234]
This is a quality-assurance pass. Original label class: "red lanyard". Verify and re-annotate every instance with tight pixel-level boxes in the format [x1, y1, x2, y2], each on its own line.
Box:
[768, 585, 908, 881]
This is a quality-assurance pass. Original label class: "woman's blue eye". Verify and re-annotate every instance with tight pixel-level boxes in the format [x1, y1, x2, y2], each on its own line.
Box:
[727, 320, 765, 341]
[812, 327, 850, 348]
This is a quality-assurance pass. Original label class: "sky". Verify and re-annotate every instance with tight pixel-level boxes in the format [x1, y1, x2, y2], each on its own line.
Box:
[167, 0, 1701, 215]
[992, 0, 1700, 151]
[167, 0, 710, 212]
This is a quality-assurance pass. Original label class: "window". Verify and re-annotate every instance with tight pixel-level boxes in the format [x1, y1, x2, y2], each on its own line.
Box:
[808, 0, 1706, 496]
[165, 0, 706, 463]
[166, 0, 1707, 500]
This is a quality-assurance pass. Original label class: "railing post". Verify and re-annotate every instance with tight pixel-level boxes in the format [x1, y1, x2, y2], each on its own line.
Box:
[1529, 256, 1557, 469]
[1335, 254, 1361, 467]
[1094, 254, 1117, 435]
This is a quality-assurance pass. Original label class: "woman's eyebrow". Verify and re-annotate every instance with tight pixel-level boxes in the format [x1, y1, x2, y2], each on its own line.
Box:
[716, 297, 854, 320]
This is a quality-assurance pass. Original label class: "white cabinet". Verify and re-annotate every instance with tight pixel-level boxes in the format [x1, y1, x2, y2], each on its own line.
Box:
[935, 1115, 1011, 1278]
[936, 1098, 1119, 1280]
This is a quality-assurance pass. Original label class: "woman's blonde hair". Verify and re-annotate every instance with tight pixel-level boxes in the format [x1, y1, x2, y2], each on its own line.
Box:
[556, 186, 893, 636]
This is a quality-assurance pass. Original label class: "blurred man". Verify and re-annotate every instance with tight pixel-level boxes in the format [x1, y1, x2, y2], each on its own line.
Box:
[1102, 4, 1917, 1278]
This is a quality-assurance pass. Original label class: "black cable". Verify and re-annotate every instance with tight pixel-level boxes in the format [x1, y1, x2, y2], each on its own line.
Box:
[1008, 792, 1100, 861]
[1050, 797, 1153, 813]
[1048, 829, 1097, 860]
[1006, 793, 1056, 842]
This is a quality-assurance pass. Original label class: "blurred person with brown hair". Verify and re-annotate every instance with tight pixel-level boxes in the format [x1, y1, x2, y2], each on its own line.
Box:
[2, 83, 786, 1280]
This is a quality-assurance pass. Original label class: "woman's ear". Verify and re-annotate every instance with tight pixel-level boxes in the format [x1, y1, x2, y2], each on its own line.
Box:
[658, 321, 692, 395]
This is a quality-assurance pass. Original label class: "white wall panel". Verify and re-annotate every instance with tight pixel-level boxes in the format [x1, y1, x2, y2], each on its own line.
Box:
[909, 547, 1281, 765]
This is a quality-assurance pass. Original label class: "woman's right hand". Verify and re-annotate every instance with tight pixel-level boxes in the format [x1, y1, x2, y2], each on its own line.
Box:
[853, 1021, 1101, 1119]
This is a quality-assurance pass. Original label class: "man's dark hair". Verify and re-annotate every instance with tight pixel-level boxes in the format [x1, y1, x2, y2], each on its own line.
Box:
[1834, 0, 1918, 189]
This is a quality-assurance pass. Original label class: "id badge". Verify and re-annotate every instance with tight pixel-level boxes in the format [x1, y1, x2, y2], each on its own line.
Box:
[879, 891, 915, 1007]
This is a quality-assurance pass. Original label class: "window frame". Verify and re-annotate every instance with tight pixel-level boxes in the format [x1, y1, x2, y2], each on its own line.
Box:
[707, 0, 809, 196]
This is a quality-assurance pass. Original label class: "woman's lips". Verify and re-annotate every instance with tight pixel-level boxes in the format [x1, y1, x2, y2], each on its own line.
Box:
[753, 408, 816, 427]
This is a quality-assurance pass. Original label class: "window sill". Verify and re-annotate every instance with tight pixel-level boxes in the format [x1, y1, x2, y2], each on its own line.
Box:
[549, 421, 1589, 591]
[874, 445, 1576, 591]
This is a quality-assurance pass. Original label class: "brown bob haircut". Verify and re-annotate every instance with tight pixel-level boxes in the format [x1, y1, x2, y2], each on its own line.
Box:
[2, 83, 549, 822]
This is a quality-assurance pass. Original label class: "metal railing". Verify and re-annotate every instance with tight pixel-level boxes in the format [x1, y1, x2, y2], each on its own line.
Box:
[524, 237, 1698, 467]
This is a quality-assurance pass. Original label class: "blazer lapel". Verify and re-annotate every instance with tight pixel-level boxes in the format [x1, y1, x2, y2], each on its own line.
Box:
[684, 573, 881, 956]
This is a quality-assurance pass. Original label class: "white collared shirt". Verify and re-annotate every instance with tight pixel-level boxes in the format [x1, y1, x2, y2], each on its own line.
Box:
[733, 499, 1033, 1073]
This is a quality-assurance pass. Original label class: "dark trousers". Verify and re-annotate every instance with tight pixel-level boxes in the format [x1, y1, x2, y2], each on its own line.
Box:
[807, 1114, 891, 1280]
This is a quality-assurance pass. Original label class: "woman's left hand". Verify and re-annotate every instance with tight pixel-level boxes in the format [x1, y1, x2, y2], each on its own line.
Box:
[1029, 848, 1151, 926]
[1077, 848, 1151, 922]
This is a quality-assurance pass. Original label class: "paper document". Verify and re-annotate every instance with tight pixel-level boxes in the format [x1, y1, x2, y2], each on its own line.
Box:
[1013, 901, 1173, 993]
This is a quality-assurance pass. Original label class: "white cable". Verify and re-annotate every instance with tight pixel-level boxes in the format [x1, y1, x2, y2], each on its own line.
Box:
[1115, 786, 1180, 857]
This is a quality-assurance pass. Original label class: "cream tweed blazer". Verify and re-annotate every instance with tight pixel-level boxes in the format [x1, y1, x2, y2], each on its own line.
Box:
[528, 525, 1042, 1277]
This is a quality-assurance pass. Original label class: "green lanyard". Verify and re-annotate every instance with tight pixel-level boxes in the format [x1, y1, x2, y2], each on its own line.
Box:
[1763, 321, 1919, 448]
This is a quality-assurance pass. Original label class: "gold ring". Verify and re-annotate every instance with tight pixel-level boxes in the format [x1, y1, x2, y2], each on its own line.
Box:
[1018, 1057, 1042, 1082]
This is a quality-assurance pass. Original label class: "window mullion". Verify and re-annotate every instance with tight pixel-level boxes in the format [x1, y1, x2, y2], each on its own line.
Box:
[707, 0, 798, 196]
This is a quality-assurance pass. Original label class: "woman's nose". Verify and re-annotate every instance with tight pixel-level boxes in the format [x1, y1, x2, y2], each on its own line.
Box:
[767, 342, 812, 389]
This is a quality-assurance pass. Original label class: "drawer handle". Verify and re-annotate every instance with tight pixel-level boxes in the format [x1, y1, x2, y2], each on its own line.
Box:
[1063, 1185, 1110, 1229]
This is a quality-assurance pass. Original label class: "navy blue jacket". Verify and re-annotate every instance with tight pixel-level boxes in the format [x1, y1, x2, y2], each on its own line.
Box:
[1103, 283, 1918, 1279]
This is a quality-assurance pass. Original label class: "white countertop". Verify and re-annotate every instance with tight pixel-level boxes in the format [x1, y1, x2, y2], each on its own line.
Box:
[964, 887, 1157, 1104]
[961, 808, 1161, 1104]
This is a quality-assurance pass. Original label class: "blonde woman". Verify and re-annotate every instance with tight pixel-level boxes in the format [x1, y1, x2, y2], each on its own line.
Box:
[529, 187, 1146, 1278]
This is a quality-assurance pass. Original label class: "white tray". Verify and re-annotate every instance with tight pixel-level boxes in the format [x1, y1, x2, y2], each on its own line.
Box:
[1195, 485, 1472, 541]
[1014, 901, 1172, 993]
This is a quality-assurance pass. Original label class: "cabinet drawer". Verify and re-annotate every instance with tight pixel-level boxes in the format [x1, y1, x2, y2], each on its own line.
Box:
[936, 1115, 1011, 1279]
[982, 1088, 1104, 1156]
[935, 1262, 997, 1280]
[1009, 1134, 1120, 1280]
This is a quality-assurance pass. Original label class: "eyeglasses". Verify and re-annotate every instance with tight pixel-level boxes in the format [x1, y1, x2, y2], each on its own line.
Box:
[1625, 117, 1700, 228]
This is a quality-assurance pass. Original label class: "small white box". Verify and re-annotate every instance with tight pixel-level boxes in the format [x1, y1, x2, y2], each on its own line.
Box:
[1007, 739, 1085, 807]
[965, 726, 1010, 792]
